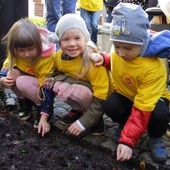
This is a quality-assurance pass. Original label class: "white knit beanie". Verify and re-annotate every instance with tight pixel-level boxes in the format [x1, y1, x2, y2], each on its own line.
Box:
[48, 14, 90, 43]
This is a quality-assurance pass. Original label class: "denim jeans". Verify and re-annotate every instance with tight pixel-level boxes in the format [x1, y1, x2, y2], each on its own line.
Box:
[45, 0, 77, 32]
[106, 7, 113, 23]
[80, 8, 101, 44]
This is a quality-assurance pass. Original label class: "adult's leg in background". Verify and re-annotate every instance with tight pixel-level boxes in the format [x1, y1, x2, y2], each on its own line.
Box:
[80, 8, 91, 35]
[46, 0, 61, 32]
[62, 0, 77, 15]
[106, 7, 113, 23]
[0, 0, 28, 69]
[90, 11, 101, 44]
[14, 0, 28, 21]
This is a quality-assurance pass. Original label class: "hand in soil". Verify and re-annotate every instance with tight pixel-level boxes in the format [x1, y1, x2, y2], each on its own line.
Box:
[38, 115, 50, 136]
[0, 112, 136, 170]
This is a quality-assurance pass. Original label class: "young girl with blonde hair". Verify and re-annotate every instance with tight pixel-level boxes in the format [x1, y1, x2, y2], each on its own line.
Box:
[42, 14, 110, 137]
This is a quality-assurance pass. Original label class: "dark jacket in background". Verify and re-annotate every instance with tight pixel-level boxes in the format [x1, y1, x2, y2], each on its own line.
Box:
[105, 0, 118, 8]
[118, 0, 149, 10]
[0, 0, 28, 68]
[105, 0, 118, 22]
[148, 0, 158, 8]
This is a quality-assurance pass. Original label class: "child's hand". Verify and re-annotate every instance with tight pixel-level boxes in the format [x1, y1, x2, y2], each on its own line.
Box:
[3, 69, 22, 88]
[89, 53, 104, 66]
[117, 144, 132, 161]
[67, 122, 83, 136]
[38, 115, 51, 137]
[43, 77, 54, 88]
[1, 76, 15, 88]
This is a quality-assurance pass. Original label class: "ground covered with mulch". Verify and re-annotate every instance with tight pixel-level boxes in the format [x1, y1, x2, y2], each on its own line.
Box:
[0, 111, 138, 170]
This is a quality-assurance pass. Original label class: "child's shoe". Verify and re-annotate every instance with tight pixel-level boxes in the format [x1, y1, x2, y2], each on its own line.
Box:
[147, 137, 167, 162]
[90, 118, 105, 136]
[60, 109, 83, 125]
[18, 98, 33, 120]
[112, 124, 124, 142]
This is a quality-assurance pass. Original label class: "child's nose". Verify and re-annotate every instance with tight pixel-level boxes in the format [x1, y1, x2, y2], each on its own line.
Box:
[24, 51, 30, 56]
[118, 49, 126, 57]
[69, 40, 76, 45]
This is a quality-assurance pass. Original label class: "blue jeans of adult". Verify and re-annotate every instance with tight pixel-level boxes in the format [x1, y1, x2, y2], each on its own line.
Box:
[46, 0, 77, 32]
[80, 8, 101, 44]
[106, 7, 113, 23]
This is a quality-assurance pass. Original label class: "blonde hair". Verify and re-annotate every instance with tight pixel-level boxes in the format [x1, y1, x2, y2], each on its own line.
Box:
[78, 41, 99, 78]
[2, 18, 42, 69]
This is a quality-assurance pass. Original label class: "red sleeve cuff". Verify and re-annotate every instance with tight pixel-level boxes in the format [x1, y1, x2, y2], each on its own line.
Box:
[100, 52, 111, 70]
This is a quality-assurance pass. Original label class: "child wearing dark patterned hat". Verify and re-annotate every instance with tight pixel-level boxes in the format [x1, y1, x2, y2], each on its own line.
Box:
[97, 2, 170, 163]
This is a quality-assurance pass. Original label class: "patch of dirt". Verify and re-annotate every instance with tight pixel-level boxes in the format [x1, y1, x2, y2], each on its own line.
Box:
[0, 112, 135, 170]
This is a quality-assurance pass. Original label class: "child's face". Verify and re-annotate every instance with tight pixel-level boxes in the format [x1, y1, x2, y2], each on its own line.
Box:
[60, 28, 86, 57]
[16, 46, 38, 62]
[113, 42, 142, 61]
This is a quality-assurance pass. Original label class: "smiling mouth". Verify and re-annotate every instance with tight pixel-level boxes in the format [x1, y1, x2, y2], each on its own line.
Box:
[68, 49, 77, 52]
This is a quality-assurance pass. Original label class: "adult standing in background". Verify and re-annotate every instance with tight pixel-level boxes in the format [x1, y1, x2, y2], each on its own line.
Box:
[45, 0, 77, 33]
[78, 0, 104, 44]
[0, 0, 28, 69]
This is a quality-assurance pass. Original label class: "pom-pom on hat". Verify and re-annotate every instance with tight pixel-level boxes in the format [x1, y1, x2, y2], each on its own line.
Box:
[49, 14, 90, 43]
[110, 3, 150, 46]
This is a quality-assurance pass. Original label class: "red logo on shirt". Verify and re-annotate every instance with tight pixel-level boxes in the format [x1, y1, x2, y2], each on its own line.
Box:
[122, 73, 135, 89]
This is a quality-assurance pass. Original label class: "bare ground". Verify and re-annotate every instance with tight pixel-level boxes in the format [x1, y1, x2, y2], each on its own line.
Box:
[0, 111, 137, 170]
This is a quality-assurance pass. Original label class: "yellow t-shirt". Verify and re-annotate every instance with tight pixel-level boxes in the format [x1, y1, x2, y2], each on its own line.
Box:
[53, 50, 110, 100]
[3, 53, 56, 86]
[110, 51, 170, 111]
[78, 0, 103, 11]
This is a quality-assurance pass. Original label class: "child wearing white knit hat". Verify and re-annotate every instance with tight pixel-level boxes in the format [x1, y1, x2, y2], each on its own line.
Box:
[49, 13, 90, 43]
[42, 14, 110, 137]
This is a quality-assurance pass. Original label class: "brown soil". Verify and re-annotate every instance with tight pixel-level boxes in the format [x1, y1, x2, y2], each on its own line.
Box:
[0, 112, 136, 170]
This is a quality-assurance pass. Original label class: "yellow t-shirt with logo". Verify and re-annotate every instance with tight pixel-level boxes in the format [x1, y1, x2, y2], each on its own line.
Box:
[2, 53, 56, 86]
[110, 51, 170, 111]
[53, 49, 110, 100]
